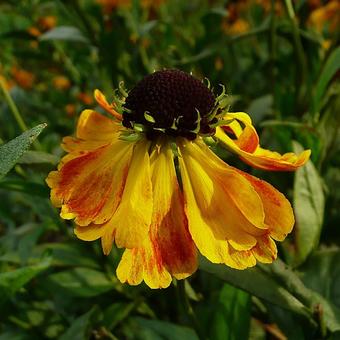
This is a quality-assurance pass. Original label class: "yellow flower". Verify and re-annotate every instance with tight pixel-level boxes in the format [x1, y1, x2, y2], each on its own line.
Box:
[77, 92, 94, 105]
[38, 15, 57, 31]
[27, 26, 41, 37]
[11, 66, 35, 89]
[46, 69, 310, 289]
[224, 18, 250, 35]
[96, 0, 131, 13]
[53, 76, 71, 90]
[65, 104, 76, 117]
[0, 74, 14, 90]
[308, 0, 340, 34]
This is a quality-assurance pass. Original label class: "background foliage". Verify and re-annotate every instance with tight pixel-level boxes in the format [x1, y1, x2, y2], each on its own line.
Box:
[0, 0, 339, 339]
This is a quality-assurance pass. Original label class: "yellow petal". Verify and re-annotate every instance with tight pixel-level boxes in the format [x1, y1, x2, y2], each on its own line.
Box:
[251, 235, 277, 263]
[215, 112, 311, 171]
[236, 170, 295, 241]
[47, 139, 134, 226]
[76, 109, 121, 141]
[101, 140, 153, 250]
[94, 89, 122, 121]
[116, 143, 197, 288]
[116, 249, 145, 286]
[225, 242, 257, 269]
[178, 139, 266, 265]
[62, 136, 108, 153]
[74, 224, 104, 241]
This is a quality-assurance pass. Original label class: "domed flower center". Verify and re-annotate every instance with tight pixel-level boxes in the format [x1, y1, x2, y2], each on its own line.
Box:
[123, 69, 216, 140]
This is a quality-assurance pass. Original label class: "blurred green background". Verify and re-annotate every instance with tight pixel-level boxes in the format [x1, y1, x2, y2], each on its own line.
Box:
[0, 0, 339, 339]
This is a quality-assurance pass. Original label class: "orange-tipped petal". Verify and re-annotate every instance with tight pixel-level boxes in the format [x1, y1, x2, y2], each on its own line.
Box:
[251, 235, 277, 263]
[236, 170, 295, 241]
[215, 112, 311, 171]
[94, 89, 122, 120]
[178, 139, 268, 267]
[46, 139, 134, 226]
[225, 243, 257, 269]
[117, 143, 197, 288]
[76, 109, 121, 141]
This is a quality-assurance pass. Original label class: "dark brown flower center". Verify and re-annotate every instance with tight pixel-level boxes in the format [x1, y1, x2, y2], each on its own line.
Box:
[122, 69, 216, 140]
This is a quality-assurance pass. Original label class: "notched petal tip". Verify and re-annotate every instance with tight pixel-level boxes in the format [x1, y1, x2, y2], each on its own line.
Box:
[215, 112, 311, 171]
[94, 89, 122, 121]
[74, 224, 104, 241]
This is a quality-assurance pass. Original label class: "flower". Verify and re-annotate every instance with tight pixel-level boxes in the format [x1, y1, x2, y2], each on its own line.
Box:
[96, 0, 131, 13]
[96, 0, 163, 12]
[37, 15, 57, 31]
[77, 92, 94, 105]
[46, 69, 310, 289]
[53, 76, 71, 91]
[308, 0, 340, 34]
[65, 104, 76, 117]
[10, 66, 35, 89]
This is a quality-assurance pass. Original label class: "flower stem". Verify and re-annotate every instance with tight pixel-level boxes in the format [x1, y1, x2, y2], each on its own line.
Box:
[283, 0, 308, 107]
[0, 75, 42, 150]
[177, 280, 204, 340]
[0, 76, 28, 133]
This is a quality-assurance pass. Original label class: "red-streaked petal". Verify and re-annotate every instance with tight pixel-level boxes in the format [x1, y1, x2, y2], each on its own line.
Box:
[116, 143, 197, 288]
[251, 235, 277, 263]
[215, 112, 311, 171]
[225, 242, 257, 269]
[236, 170, 295, 241]
[100, 140, 153, 251]
[46, 139, 134, 226]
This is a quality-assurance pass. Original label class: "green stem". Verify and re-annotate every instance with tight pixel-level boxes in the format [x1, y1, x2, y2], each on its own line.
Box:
[230, 26, 269, 43]
[140, 45, 153, 74]
[0, 75, 42, 150]
[177, 280, 205, 340]
[269, 0, 278, 117]
[54, 43, 81, 83]
[71, 0, 98, 47]
[283, 0, 308, 106]
[0, 76, 28, 133]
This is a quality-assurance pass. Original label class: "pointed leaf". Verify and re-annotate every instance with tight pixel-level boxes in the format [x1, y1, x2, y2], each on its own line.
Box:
[59, 307, 97, 340]
[313, 46, 340, 113]
[0, 124, 46, 180]
[0, 257, 51, 305]
[210, 283, 251, 340]
[293, 141, 325, 266]
[39, 26, 89, 43]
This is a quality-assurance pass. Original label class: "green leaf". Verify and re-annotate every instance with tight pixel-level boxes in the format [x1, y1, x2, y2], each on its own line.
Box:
[46, 268, 114, 297]
[293, 141, 325, 266]
[18, 150, 59, 164]
[38, 243, 100, 269]
[199, 257, 311, 319]
[261, 259, 340, 333]
[0, 180, 49, 197]
[134, 317, 199, 340]
[0, 124, 46, 180]
[246, 94, 273, 124]
[39, 26, 89, 43]
[59, 307, 97, 340]
[301, 249, 340, 310]
[313, 46, 340, 113]
[202, 257, 340, 332]
[102, 302, 137, 330]
[0, 257, 51, 305]
[210, 284, 251, 340]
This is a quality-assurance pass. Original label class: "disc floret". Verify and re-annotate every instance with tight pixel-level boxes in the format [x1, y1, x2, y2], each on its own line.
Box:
[122, 69, 227, 140]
